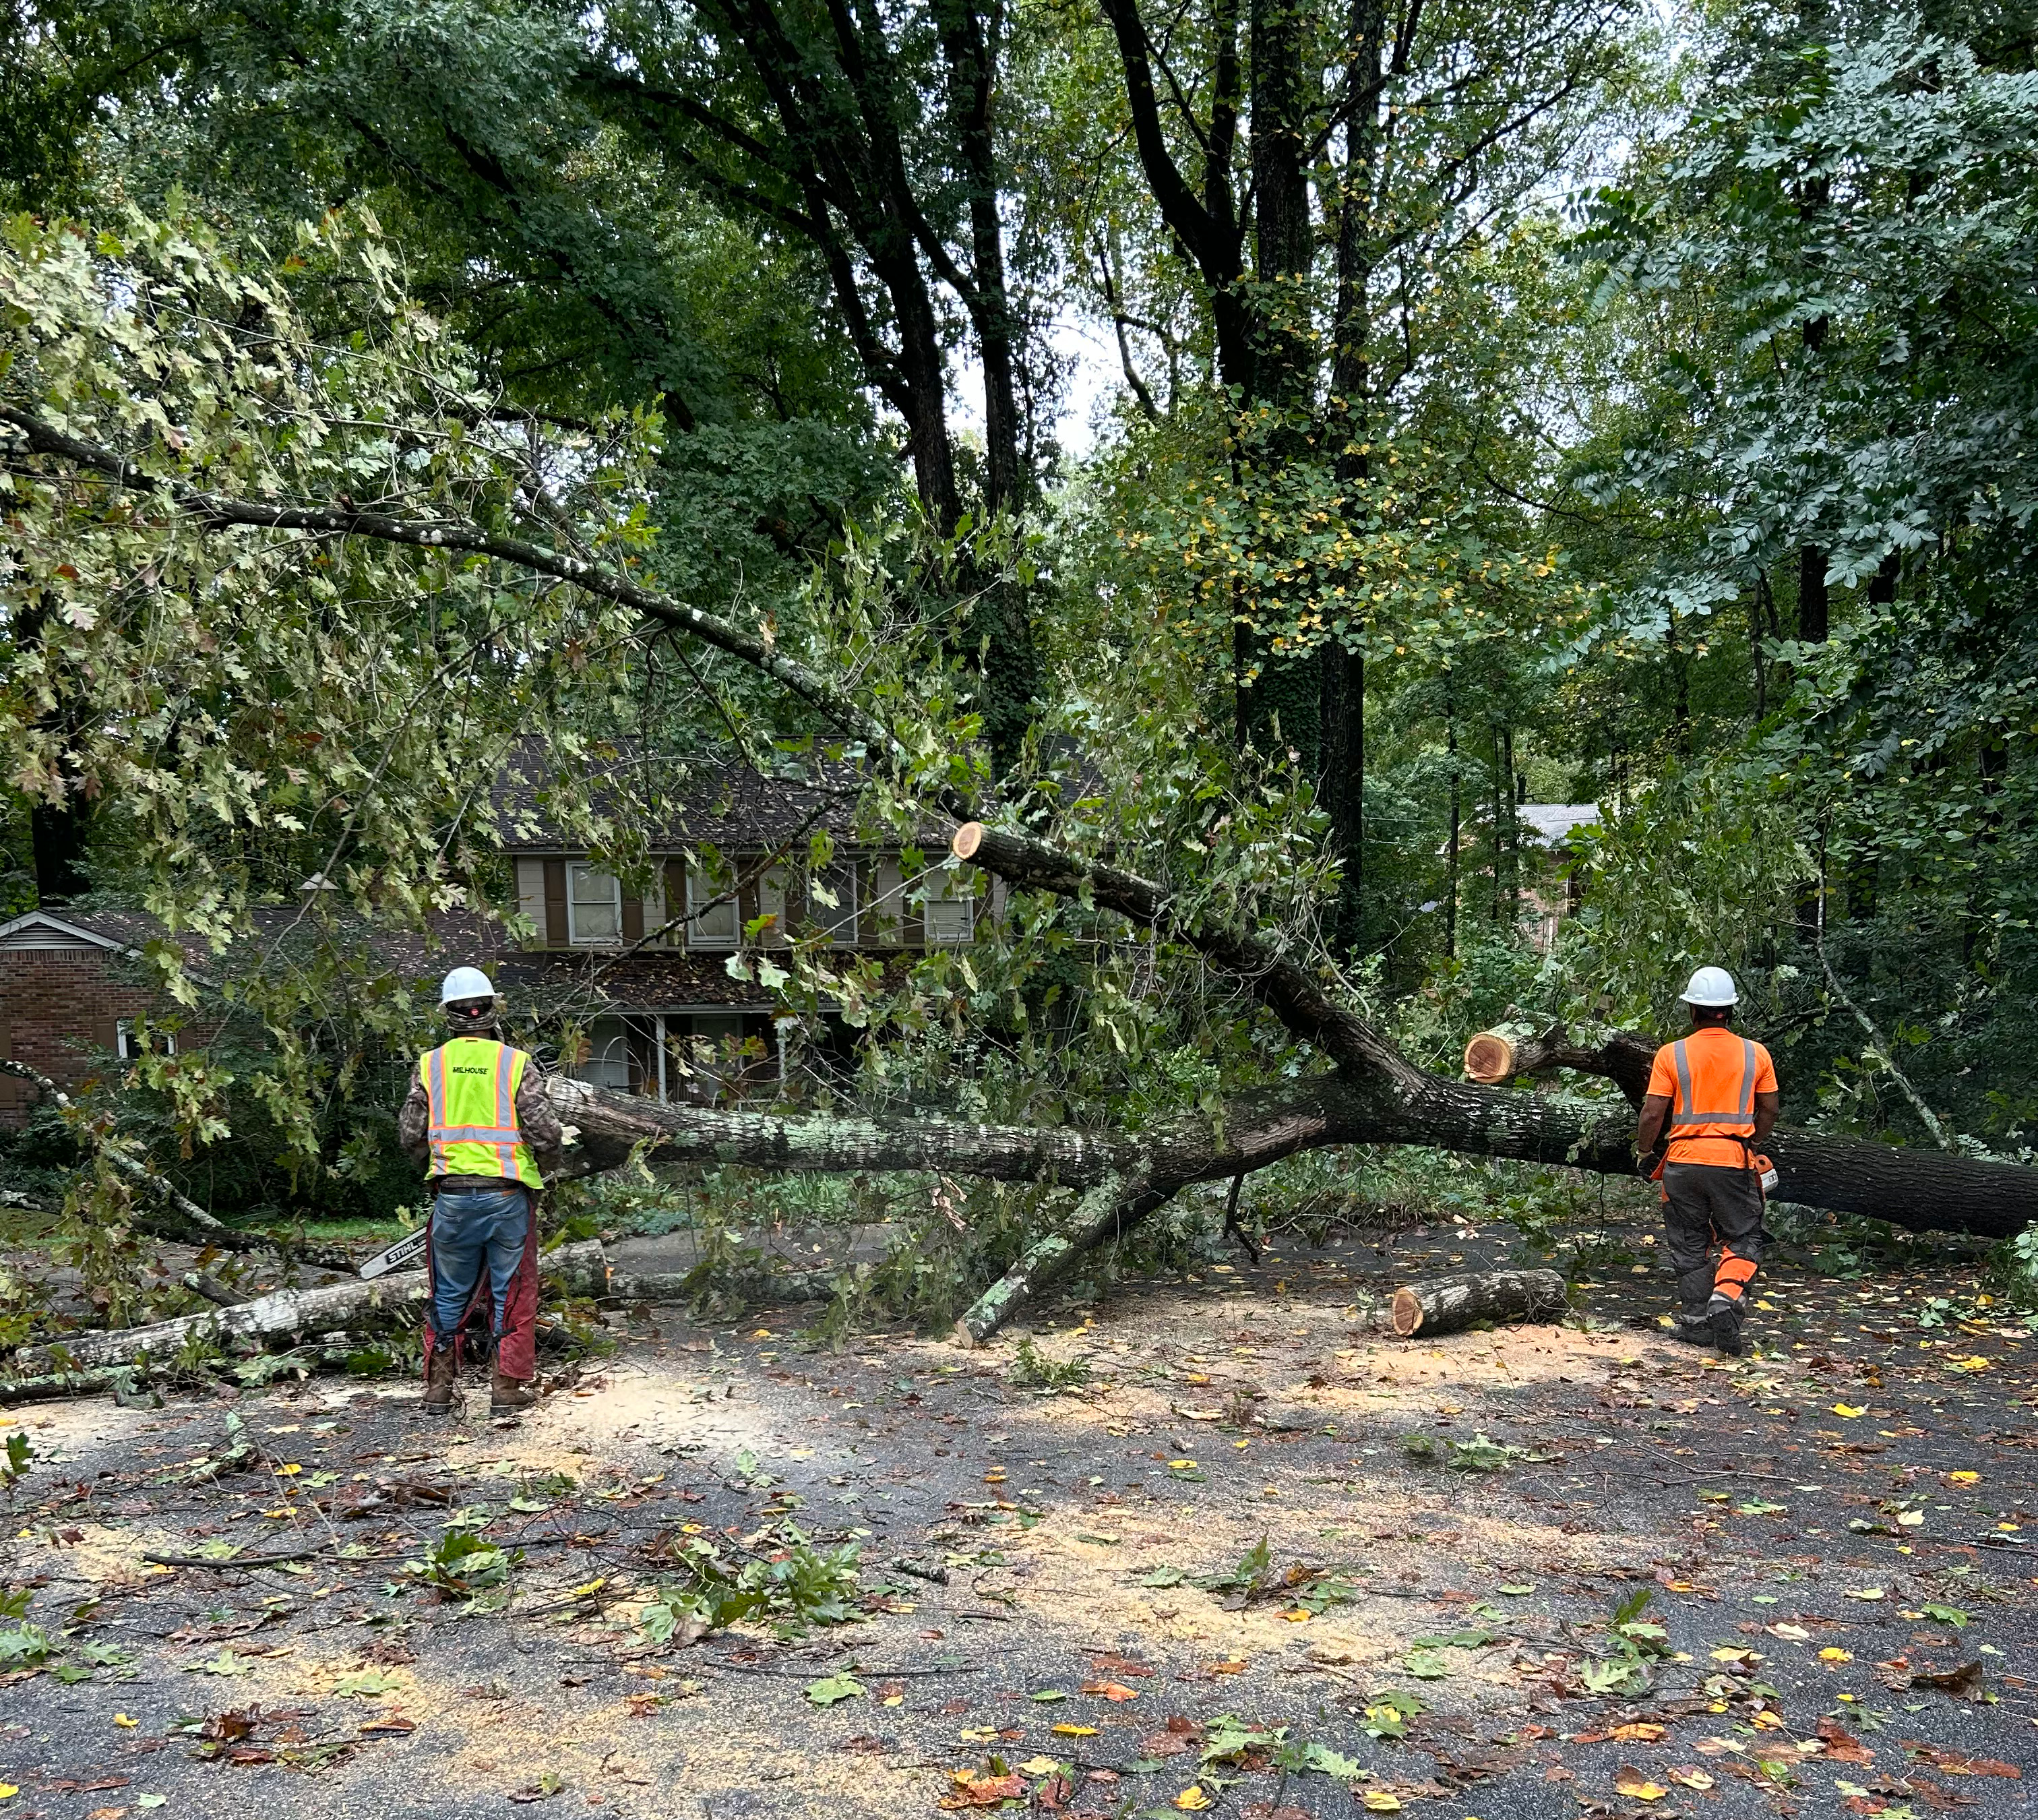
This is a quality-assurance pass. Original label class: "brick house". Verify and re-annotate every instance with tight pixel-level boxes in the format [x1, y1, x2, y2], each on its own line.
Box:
[0, 907, 193, 1125]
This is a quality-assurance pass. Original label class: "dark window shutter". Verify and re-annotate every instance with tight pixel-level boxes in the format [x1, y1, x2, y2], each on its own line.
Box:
[665, 859, 687, 944]
[543, 859, 568, 947]
[621, 894, 644, 942]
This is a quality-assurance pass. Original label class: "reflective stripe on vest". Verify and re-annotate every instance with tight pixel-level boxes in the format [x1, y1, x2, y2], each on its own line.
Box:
[422, 1039, 542, 1187]
[1667, 1037, 1758, 1134]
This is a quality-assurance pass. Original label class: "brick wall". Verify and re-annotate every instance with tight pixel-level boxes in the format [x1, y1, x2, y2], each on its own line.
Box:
[0, 946, 166, 1126]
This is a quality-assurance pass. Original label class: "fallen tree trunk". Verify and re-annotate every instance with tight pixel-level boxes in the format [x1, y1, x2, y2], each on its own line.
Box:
[16, 1240, 608, 1372]
[1462, 1024, 2037, 1238]
[1462, 1027, 1656, 1105]
[1389, 1268, 1569, 1338]
[555, 1021, 2038, 1349]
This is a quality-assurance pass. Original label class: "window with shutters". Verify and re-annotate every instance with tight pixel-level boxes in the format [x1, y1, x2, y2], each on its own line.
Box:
[809, 861, 859, 945]
[567, 863, 622, 944]
[117, 1019, 176, 1059]
[685, 860, 739, 948]
[923, 864, 975, 946]
[867, 857, 908, 946]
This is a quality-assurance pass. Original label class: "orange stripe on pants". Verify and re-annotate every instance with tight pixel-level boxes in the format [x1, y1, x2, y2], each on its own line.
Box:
[1714, 1249, 1758, 1301]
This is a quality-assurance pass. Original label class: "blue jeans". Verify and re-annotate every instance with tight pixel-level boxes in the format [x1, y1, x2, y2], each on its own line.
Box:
[429, 1186, 532, 1338]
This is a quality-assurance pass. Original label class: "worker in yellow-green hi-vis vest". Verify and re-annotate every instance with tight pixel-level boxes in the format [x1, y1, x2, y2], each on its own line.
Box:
[398, 969, 563, 1418]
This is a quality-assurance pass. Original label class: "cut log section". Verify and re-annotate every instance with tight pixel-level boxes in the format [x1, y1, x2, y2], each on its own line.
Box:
[1388, 1267, 1569, 1338]
[1462, 1025, 1657, 1105]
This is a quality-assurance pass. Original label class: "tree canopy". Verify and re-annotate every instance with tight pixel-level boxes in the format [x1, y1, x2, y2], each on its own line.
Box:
[5, 0, 2038, 1312]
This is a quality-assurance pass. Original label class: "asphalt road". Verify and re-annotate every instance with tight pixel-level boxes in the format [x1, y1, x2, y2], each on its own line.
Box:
[1, 1210, 2033, 1818]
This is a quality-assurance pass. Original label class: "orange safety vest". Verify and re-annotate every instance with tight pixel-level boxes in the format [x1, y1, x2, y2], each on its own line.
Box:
[419, 1037, 543, 1188]
[1663, 1032, 1762, 1170]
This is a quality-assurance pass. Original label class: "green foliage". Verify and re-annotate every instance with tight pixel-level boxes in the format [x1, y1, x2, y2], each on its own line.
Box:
[641, 1525, 862, 1642]
[1007, 1337, 1091, 1392]
[405, 1527, 516, 1599]
[1, 1429, 30, 1494]
[1401, 1430, 1530, 1472]
[0, 1619, 52, 1664]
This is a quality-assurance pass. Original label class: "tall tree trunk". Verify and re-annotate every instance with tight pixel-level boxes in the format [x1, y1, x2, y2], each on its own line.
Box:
[1798, 543, 1829, 644]
[1501, 721, 1519, 919]
[1750, 570, 1770, 717]
[1444, 675, 1460, 960]
[1318, 646, 1365, 952]
[1489, 723, 1504, 922]
[1318, 0, 1387, 957]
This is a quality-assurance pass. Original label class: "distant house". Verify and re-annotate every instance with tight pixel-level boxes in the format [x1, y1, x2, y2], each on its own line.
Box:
[0, 760, 992, 1126]
[1514, 803, 1599, 952]
[487, 758, 989, 1101]
[0, 907, 195, 1124]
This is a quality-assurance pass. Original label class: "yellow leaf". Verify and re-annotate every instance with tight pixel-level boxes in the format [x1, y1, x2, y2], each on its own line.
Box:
[1174, 1788, 1213, 1811]
[1669, 1768, 1716, 1790]
[1832, 1403, 1866, 1418]
[0, 1786, 16, 1800]
[274, 1463, 302, 1476]
[1168, 1459, 1196, 1469]
[1820, 1648, 1853, 1663]
[1051, 1724, 1098, 1737]
[1616, 1773, 1669, 1801]
[1844, 1587, 1886, 1601]
[1361, 1795, 1402, 1813]
[1750, 1709, 1785, 1730]
[1016, 1757, 1061, 1776]
[1609, 1723, 1665, 1742]
[1948, 1471, 1979, 1484]
[113, 1714, 137, 1729]
[749, 1329, 774, 1340]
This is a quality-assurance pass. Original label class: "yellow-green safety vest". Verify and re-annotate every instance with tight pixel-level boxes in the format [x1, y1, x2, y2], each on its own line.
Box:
[420, 1037, 543, 1188]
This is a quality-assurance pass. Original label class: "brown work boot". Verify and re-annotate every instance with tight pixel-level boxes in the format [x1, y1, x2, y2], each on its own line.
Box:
[490, 1368, 538, 1416]
[421, 1343, 458, 1416]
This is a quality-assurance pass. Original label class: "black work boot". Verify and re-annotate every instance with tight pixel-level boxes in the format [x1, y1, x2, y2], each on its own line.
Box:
[1709, 1299, 1745, 1357]
[1669, 1312, 1715, 1348]
[421, 1340, 458, 1416]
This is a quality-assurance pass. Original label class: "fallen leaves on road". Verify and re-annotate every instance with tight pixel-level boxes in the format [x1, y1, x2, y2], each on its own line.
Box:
[938, 1768, 1026, 1810]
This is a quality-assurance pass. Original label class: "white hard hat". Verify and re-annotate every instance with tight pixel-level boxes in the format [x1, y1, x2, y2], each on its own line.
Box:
[1681, 965, 1739, 1007]
[439, 966, 497, 1006]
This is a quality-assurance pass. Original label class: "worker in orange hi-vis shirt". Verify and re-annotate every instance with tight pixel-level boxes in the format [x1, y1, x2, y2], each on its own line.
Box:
[1634, 967, 1781, 1357]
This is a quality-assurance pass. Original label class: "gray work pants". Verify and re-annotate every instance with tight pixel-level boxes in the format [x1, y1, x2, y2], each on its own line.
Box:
[1662, 1162, 1766, 1319]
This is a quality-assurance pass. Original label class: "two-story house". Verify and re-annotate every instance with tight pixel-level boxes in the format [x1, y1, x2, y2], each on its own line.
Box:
[485, 756, 985, 1101]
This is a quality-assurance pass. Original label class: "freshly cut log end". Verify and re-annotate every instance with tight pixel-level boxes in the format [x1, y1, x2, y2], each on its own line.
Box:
[1390, 1267, 1568, 1338]
[951, 820, 985, 861]
[1462, 1031, 1517, 1085]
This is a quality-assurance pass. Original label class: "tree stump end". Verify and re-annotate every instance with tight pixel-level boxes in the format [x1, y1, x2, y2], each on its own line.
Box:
[951, 821, 985, 861]
[1390, 1285, 1423, 1337]
[1462, 1031, 1516, 1084]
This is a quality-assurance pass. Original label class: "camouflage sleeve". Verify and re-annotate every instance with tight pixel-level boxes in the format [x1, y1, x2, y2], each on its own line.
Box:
[398, 1072, 431, 1165]
[516, 1064, 565, 1168]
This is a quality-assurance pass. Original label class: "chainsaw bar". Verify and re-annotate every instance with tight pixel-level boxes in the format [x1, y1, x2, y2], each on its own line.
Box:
[357, 1224, 430, 1281]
